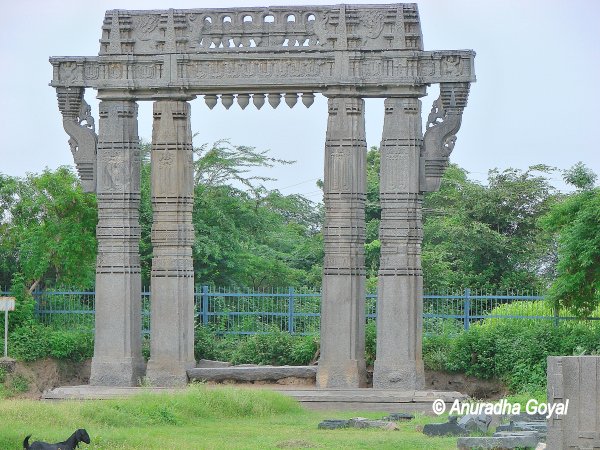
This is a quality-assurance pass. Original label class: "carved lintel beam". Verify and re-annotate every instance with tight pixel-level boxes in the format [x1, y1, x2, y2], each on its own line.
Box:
[56, 87, 98, 192]
[48, 50, 475, 97]
[420, 82, 470, 192]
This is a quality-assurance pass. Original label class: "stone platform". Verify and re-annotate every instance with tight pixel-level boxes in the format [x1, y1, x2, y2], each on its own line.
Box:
[42, 384, 464, 413]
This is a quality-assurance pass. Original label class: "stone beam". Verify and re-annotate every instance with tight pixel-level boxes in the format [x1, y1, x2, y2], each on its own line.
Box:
[49, 50, 475, 99]
[98, 5, 425, 55]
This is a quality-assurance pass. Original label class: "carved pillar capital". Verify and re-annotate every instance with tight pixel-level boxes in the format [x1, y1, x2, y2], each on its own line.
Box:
[56, 87, 98, 192]
[420, 82, 470, 192]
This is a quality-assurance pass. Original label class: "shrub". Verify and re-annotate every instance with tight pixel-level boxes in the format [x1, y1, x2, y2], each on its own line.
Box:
[47, 329, 94, 361]
[230, 329, 295, 365]
[438, 300, 600, 392]
[9, 324, 50, 361]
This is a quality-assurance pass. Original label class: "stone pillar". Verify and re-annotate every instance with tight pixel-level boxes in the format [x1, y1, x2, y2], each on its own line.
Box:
[547, 356, 600, 448]
[317, 96, 367, 388]
[145, 100, 196, 387]
[90, 99, 144, 386]
[373, 97, 425, 390]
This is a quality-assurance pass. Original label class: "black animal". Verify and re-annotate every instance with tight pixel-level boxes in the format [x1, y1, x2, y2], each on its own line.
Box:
[23, 429, 90, 450]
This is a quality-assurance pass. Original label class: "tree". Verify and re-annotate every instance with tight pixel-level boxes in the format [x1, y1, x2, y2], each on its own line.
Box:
[541, 163, 600, 317]
[0, 168, 97, 292]
[138, 140, 323, 289]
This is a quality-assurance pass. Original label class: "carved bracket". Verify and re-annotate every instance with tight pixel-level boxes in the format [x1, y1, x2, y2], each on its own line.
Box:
[420, 82, 470, 192]
[56, 87, 98, 192]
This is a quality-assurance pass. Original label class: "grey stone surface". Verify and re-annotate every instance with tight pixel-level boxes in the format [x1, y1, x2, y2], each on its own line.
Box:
[423, 416, 469, 437]
[547, 356, 600, 449]
[496, 421, 547, 440]
[373, 97, 425, 390]
[196, 359, 232, 368]
[383, 412, 414, 421]
[317, 96, 367, 389]
[145, 100, 196, 387]
[90, 99, 144, 387]
[458, 413, 492, 433]
[457, 431, 539, 449]
[51, 4, 474, 388]
[318, 420, 349, 430]
[187, 365, 316, 382]
[348, 417, 398, 430]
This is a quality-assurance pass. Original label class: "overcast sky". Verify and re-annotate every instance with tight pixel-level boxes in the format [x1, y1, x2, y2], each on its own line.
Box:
[1, 0, 599, 199]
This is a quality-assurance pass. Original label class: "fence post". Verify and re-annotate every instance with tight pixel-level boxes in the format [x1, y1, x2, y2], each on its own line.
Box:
[288, 287, 295, 334]
[464, 288, 471, 331]
[201, 285, 209, 326]
[553, 303, 559, 328]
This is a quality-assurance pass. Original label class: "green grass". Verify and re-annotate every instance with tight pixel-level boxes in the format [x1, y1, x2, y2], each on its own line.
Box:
[0, 385, 459, 449]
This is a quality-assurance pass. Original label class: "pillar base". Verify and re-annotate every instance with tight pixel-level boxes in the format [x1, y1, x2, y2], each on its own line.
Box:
[316, 359, 367, 388]
[90, 357, 145, 387]
[145, 358, 195, 387]
[372, 360, 424, 390]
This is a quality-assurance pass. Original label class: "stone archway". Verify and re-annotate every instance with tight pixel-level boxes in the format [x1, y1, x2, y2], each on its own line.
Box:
[51, 4, 475, 387]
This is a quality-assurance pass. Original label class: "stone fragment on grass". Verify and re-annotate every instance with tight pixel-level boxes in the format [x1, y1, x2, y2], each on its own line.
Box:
[423, 416, 469, 437]
[383, 412, 414, 421]
[349, 418, 398, 430]
[458, 413, 492, 433]
[318, 419, 349, 429]
[457, 431, 539, 449]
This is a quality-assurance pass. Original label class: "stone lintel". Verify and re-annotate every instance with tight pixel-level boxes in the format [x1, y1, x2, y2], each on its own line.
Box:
[49, 50, 475, 96]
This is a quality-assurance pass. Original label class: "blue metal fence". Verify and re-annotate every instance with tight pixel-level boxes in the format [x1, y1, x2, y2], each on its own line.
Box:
[2, 286, 598, 335]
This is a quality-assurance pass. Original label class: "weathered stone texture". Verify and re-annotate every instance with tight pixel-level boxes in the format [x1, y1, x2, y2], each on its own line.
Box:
[547, 356, 600, 449]
[90, 99, 144, 386]
[317, 96, 367, 388]
[52, 4, 474, 388]
[145, 100, 196, 387]
[373, 97, 424, 390]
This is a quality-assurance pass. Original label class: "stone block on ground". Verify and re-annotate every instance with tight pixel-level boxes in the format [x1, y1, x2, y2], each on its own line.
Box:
[349, 418, 398, 430]
[187, 365, 317, 382]
[196, 359, 232, 368]
[496, 421, 547, 440]
[458, 413, 492, 433]
[423, 416, 469, 437]
[383, 412, 414, 421]
[318, 420, 349, 430]
[457, 431, 539, 449]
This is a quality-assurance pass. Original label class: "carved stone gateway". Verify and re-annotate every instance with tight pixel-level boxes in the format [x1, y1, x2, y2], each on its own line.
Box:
[51, 4, 475, 387]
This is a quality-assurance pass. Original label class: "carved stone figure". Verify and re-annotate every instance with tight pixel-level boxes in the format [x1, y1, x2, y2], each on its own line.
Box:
[51, 4, 474, 388]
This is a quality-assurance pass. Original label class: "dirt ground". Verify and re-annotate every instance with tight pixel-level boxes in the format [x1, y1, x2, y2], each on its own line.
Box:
[2, 359, 507, 400]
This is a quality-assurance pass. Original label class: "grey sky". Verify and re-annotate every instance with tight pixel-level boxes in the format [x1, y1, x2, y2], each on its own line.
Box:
[1, 0, 599, 199]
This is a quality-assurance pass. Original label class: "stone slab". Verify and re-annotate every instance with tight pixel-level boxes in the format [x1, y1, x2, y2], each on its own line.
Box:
[43, 385, 465, 413]
[187, 365, 317, 382]
[457, 431, 539, 449]
[42, 385, 181, 400]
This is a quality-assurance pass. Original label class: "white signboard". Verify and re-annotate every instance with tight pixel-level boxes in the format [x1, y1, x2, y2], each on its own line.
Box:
[0, 297, 15, 312]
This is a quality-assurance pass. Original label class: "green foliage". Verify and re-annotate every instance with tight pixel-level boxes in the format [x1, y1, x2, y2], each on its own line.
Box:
[365, 320, 377, 366]
[194, 326, 318, 366]
[9, 375, 29, 394]
[433, 301, 600, 392]
[8, 325, 93, 362]
[9, 324, 50, 361]
[541, 181, 600, 317]
[7, 274, 35, 331]
[422, 164, 558, 291]
[0, 168, 97, 291]
[563, 161, 597, 191]
[47, 329, 94, 361]
[230, 329, 295, 366]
